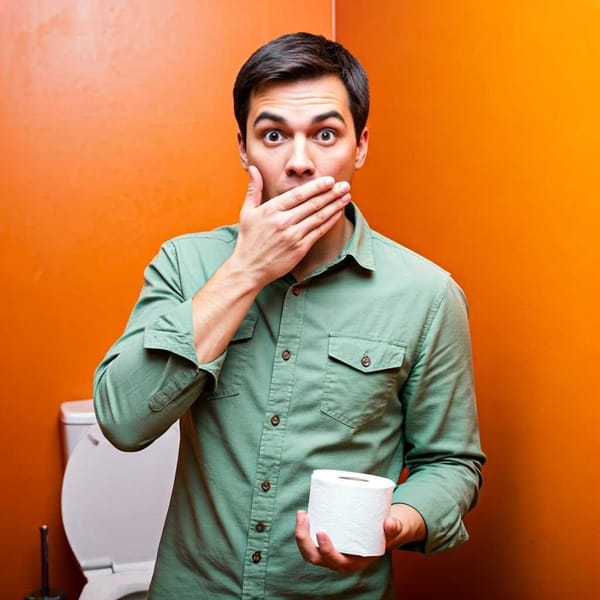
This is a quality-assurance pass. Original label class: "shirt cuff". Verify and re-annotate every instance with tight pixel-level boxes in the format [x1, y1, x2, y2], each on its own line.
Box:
[392, 481, 470, 554]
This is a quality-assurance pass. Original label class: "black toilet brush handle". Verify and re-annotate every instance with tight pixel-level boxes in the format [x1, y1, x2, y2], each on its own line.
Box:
[24, 525, 66, 600]
[40, 525, 49, 596]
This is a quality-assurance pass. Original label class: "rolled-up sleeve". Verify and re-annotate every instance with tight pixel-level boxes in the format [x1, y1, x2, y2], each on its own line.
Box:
[93, 242, 225, 451]
[392, 277, 485, 553]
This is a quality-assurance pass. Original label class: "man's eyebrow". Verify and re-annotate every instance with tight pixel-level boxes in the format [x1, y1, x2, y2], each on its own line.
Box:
[252, 110, 346, 128]
[311, 110, 346, 125]
[253, 111, 286, 127]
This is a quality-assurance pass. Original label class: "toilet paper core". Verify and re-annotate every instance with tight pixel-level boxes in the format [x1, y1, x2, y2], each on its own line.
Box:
[307, 469, 395, 557]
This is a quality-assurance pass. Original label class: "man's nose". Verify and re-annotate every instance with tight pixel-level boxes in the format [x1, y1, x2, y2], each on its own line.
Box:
[285, 137, 315, 177]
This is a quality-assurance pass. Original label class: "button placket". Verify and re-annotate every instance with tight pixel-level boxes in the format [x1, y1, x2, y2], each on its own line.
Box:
[242, 281, 307, 599]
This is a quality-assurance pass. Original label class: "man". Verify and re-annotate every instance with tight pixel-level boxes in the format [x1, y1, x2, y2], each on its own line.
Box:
[94, 32, 485, 599]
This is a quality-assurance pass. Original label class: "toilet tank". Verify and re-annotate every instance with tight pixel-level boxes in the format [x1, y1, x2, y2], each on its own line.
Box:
[60, 399, 97, 461]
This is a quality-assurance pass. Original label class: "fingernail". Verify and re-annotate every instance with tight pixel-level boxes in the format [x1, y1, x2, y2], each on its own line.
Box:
[335, 181, 350, 194]
[323, 176, 335, 186]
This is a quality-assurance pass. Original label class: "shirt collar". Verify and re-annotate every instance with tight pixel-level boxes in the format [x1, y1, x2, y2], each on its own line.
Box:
[340, 202, 376, 272]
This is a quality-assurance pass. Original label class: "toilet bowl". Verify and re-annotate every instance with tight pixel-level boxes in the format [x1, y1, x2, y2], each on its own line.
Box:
[78, 570, 151, 600]
[60, 400, 179, 600]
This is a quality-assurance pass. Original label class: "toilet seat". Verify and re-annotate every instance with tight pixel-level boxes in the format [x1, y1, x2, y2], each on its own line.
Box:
[61, 423, 179, 589]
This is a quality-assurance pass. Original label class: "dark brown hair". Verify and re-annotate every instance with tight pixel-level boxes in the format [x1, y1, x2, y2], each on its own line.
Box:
[233, 32, 369, 143]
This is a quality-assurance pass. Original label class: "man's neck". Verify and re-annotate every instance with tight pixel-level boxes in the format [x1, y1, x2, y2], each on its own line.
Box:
[291, 215, 353, 281]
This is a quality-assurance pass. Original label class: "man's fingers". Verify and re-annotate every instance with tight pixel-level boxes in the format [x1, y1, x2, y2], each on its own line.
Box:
[315, 531, 340, 559]
[383, 516, 403, 548]
[278, 176, 336, 210]
[315, 532, 367, 574]
[295, 180, 350, 224]
[295, 511, 321, 563]
[289, 197, 348, 251]
[243, 165, 263, 210]
[384, 516, 401, 535]
[295, 510, 376, 574]
[275, 180, 350, 243]
[294, 512, 339, 568]
[304, 187, 350, 230]
[236, 172, 350, 283]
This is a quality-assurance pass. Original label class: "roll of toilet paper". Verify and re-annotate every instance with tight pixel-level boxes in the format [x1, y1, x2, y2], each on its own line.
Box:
[307, 469, 395, 557]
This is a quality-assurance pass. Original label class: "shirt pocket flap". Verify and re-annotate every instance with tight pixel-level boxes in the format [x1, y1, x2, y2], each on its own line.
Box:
[328, 334, 406, 373]
[231, 313, 257, 342]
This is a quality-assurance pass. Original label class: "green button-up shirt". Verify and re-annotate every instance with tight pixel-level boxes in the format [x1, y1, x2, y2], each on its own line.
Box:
[94, 203, 484, 600]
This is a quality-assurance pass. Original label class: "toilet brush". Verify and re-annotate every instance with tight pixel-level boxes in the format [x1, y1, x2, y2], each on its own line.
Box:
[24, 525, 66, 600]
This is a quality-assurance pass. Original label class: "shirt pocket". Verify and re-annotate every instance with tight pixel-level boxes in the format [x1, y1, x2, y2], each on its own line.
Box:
[321, 333, 406, 428]
[206, 313, 257, 399]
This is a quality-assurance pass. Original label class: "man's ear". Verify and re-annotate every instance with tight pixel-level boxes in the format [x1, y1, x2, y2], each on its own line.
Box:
[354, 127, 369, 170]
[238, 132, 249, 170]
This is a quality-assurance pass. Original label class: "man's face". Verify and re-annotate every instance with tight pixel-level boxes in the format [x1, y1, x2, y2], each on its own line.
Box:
[238, 75, 368, 202]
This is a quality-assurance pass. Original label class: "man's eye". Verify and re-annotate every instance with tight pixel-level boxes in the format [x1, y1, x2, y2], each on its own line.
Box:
[316, 129, 336, 143]
[264, 130, 284, 143]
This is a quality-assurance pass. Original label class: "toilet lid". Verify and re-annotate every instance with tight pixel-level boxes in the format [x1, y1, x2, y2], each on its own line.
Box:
[61, 423, 179, 572]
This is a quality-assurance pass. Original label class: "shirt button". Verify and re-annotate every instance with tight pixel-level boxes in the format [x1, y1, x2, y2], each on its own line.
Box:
[261, 481, 271, 492]
[292, 285, 301, 296]
[252, 551, 262, 563]
[255, 521, 266, 533]
[270, 414, 281, 426]
[281, 349, 291, 361]
[361, 355, 371, 368]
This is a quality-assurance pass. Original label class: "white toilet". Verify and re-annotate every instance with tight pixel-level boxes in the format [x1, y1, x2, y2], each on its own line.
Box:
[60, 400, 179, 600]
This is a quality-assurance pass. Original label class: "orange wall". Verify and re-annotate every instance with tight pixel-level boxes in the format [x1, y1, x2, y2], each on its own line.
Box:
[338, 2, 600, 599]
[0, 2, 332, 598]
[2, 1, 599, 599]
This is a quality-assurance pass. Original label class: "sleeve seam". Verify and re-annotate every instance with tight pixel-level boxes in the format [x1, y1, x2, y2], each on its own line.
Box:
[413, 275, 451, 358]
